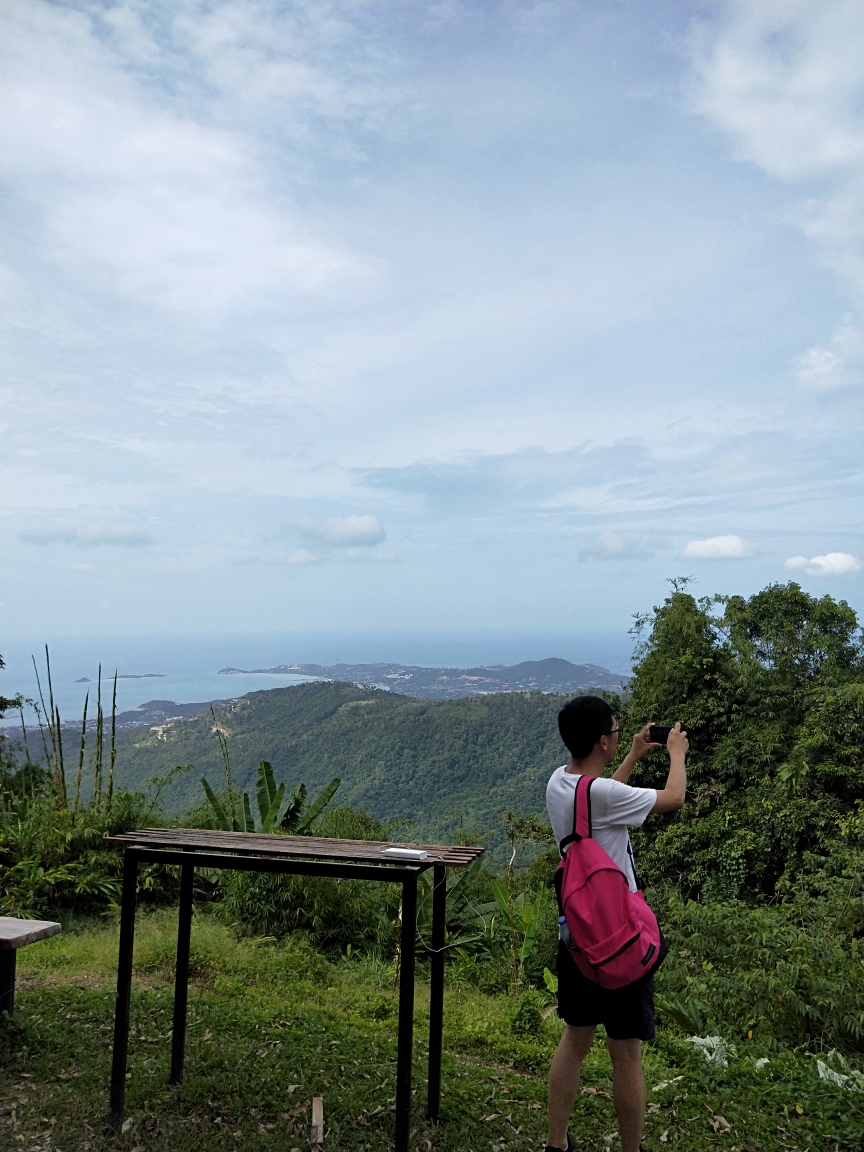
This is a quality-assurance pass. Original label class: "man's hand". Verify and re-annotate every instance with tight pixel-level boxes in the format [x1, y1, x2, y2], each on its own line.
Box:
[611, 722, 662, 782]
[667, 721, 689, 758]
[629, 722, 663, 762]
[652, 721, 688, 812]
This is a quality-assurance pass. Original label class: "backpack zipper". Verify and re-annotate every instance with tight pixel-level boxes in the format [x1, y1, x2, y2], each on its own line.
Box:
[591, 932, 640, 970]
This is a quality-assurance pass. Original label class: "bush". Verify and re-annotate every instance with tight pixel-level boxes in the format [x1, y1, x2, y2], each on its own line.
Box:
[0, 790, 177, 916]
[654, 863, 864, 1055]
[219, 806, 402, 954]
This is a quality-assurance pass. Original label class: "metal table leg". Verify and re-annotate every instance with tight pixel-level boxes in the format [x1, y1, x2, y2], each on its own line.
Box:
[426, 864, 446, 1120]
[170, 858, 195, 1084]
[0, 949, 16, 1014]
[394, 870, 418, 1152]
[108, 850, 139, 1130]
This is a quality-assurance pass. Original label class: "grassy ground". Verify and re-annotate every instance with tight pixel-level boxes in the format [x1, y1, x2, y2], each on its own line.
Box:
[1, 912, 862, 1152]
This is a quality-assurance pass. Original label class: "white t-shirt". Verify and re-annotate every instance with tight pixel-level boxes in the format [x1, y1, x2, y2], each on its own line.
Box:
[546, 767, 656, 892]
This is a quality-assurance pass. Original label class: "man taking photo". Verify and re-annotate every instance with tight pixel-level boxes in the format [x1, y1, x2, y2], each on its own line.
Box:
[544, 695, 688, 1152]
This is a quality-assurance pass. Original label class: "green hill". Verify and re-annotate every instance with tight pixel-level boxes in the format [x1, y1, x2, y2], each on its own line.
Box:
[113, 682, 571, 845]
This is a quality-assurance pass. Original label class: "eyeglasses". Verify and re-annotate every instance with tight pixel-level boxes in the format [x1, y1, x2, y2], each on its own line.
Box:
[606, 727, 621, 737]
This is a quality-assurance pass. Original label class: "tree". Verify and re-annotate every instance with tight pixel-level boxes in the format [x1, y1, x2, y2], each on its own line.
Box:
[622, 582, 864, 901]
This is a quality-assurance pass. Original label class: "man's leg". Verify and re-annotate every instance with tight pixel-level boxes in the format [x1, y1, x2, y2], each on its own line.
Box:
[606, 1036, 646, 1152]
[546, 1024, 595, 1149]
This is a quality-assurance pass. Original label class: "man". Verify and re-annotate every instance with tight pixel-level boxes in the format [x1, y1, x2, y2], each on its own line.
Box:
[544, 695, 688, 1152]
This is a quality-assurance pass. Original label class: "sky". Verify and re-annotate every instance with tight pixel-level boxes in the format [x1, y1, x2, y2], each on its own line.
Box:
[2, 0, 862, 664]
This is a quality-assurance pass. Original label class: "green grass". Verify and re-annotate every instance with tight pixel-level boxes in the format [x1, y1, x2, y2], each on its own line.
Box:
[2, 914, 862, 1151]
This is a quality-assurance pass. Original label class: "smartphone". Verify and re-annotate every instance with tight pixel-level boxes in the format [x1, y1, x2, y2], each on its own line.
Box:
[649, 724, 673, 746]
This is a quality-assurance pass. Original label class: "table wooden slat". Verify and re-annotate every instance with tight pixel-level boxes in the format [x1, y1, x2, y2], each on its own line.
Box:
[0, 917, 62, 949]
[104, 827, 483, 867]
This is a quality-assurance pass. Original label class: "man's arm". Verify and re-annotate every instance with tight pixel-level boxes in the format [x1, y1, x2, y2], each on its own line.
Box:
[652, 723, 688, 812]
[611, 722, 660, 783]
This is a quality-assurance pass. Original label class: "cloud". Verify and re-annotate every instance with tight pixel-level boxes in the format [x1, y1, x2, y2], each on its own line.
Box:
[579, 532, 654, 561]
[686, 2, 863, 290]
[785, 552, 861, 577]
[17, 529, 79, 546]
[792, 315, 862, 390]
[18, 524, 153, 548]
[682, 534, 754, 560]
[287, 548, 321, 566]
[321, 515, 385, 546]
[79, 526, 154, 548]
[2, 2, 381, 319]
[282, 514, 385, 548]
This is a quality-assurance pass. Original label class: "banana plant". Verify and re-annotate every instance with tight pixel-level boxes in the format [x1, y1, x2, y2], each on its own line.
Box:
[415, 856, 489, 951]
[483, 877, 551, 993]
[200, 760, 340, 834]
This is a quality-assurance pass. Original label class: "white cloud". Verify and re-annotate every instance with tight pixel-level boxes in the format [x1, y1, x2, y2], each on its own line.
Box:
[682, 534, 754, 560]
[792, 315, 862, 390]
[580, 531, 654, 561]
[288, 548, 321, 566]
[283, 514, 385, 548]
[79, 526, 154, 548]
[785, 552, 861, 577]
[793, 346, 845, 389]
[321, 515, 385, 547]
[687, 2, 863, 290]
[18, 529, 79, 546]
[18, 525, 153, 548]
[687, 4, 862, 182]
[2, 2, 380, 319]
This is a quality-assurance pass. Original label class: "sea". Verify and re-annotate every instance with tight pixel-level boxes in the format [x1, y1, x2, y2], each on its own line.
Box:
[0, 629, 634, 729]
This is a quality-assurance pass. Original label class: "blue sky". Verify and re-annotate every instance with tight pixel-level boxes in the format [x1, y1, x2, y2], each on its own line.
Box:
[3, 0, 862, 655]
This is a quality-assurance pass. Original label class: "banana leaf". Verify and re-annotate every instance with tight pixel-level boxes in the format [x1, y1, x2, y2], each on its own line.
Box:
[294, 777, 341, 832]
[201, 778, 231, 831]
[280, 783, 308, 832]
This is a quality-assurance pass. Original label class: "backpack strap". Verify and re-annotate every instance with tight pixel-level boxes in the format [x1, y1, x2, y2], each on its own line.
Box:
[558, 774, 593, 855]
[626, 838, 643, 892]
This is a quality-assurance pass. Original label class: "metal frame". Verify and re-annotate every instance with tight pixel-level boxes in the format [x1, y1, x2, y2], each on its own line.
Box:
[0, 949, 16, 1015]
[108, 847, 451, 1151]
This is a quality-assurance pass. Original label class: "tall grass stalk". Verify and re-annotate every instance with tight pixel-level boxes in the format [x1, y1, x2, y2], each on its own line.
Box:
[72, 691, 89, 814]
[17, 703, 33, 768]
[92, 666, 104, 808]
[53, 706, 67, 807]
[32, 653, 60, 799]
[42, 647, 67, 806]
[107, 671, 117, 806]
[44, 648, 64, 800]
[210, 704, 236, 827]
[29, 692, 52, 773]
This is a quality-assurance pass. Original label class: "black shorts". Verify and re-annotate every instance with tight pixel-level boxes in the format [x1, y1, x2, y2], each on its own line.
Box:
[556, 942, 656, 1041]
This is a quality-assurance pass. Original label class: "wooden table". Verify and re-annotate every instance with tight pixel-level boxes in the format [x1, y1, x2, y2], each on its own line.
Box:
[104, 828, 483, 1151]
[0, 916, 62, 1014]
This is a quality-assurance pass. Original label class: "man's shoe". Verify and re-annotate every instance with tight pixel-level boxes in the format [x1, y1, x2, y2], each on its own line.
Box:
[543, 1135, 575, 1152]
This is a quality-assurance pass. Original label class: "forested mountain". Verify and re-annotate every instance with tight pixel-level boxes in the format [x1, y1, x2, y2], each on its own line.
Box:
[113, 684, 571, 844]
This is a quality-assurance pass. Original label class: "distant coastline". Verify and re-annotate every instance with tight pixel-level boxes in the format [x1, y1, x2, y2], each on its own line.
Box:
[75, 674, 165, 682]
[216, 657, 629, 701]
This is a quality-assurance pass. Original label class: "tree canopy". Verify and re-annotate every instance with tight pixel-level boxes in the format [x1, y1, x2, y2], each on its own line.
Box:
[623, 580, 864, 901]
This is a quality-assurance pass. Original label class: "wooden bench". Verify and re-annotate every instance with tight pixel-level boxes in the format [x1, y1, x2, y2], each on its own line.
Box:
[0, 916, 62, 1013]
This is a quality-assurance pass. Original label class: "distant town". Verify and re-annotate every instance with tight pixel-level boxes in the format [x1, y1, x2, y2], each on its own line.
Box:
[217, 656, 630, 701]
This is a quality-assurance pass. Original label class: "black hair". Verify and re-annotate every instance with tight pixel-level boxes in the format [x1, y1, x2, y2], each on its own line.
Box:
[558, 695, 616, 759]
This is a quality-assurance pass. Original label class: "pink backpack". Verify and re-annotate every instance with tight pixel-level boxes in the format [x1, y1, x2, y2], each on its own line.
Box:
[556, 774, 661, 990]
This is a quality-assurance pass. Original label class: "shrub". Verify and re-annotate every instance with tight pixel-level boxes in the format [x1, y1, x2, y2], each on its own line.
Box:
[219, 806, 402, 954]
